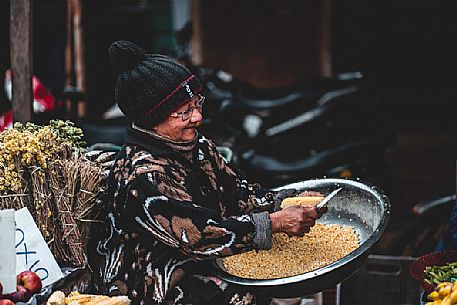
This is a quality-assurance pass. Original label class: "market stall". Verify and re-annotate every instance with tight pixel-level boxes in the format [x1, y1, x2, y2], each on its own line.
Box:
[0, 120, 124, 304]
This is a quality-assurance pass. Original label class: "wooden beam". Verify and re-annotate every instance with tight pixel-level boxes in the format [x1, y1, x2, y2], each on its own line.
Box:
[190, 0, 203, 65]
[65, 0, 74, 87]
[10, 0, 33, 123]
[320, 0, 332, 77]
[71, 0, 86, 117]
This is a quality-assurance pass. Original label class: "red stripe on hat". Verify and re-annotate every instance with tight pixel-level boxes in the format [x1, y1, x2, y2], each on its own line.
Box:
[149, 75, 198, 113]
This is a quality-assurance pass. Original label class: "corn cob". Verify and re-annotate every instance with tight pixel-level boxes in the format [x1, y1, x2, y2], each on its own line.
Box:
[64, 294, 97, 305]
[281, 196, 324, 208]
[90, 296, 131, 305]
[52, 291, 131, 305]
[68, 292, 81, 297]
[47, 291, 66, 305]
[84, 295, 110, 305]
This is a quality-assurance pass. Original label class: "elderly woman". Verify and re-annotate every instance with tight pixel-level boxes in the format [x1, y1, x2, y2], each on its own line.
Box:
[89, 40, 326, 305]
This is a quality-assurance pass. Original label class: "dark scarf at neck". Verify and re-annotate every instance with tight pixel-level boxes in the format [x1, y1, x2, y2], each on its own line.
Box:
[131, 123, 197, 161]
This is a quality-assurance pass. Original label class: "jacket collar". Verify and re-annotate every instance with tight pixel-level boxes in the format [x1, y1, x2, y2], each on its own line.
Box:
[125, 126, 200, 167]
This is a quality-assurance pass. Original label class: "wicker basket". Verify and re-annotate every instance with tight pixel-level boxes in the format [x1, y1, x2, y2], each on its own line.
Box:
[410, 250, 457, 294]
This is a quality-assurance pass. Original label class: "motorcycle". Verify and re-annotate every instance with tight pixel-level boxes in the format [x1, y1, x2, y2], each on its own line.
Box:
[382, 194, 457, 257]
[197, 67, 398, 192]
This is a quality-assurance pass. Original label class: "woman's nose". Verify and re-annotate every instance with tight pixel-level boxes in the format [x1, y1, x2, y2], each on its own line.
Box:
[190, 107, 202, 123]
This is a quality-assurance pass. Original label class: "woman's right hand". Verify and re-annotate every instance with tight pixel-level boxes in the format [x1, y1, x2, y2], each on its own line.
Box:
[269, 205, 322, 237]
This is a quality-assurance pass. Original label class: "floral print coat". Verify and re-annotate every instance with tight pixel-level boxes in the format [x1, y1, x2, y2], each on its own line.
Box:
[89, 127, 279, 305]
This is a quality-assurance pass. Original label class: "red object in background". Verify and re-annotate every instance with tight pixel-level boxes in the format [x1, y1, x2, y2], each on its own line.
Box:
[1, 70, 59, 132]
[32, 74, 56, 113]
[0, 110, 12, 131]
[410, 250, 457, 294]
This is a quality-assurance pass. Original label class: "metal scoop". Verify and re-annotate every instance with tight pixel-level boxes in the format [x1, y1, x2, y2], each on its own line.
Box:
[316, 187, 342, 210]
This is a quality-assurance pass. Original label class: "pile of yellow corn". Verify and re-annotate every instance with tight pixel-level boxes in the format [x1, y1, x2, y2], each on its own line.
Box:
[46, 291, 130, 305]
[223, 223, 359, 279]
[426, 281, 457, 305]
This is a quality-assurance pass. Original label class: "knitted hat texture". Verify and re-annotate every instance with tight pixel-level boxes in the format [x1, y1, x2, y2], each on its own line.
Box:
[108, 40, 202, 128]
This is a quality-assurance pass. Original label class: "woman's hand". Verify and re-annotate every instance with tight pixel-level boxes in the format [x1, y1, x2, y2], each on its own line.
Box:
[269, 205, 325, 237]
[295, 190, 328, 217]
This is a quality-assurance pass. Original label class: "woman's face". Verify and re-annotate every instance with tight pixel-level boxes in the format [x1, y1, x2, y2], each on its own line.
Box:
[154, 95, 203, 142]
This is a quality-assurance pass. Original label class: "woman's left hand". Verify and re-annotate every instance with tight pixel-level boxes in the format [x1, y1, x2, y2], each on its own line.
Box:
[297, 190, 327, 218]
[315, 205, 328, 219]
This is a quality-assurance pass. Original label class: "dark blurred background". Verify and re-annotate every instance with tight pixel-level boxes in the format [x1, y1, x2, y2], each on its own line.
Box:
[1, 0, 456, 251]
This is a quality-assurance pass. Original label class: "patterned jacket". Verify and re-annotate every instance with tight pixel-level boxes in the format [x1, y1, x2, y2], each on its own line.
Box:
[89, 127, 282, 305]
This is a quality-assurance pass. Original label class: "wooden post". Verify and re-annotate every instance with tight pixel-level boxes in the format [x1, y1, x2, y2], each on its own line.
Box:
[320, 0, 332, 77]
[65, 0, 74, 88]
[10, 0, 33, 123]
[72, 0, 86, 118]
[64, 0, 75, 118]
[190, 0, 203, 65]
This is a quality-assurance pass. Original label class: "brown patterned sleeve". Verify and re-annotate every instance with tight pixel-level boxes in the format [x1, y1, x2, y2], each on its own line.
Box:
[127, 173, 260, 260]
[206, 139, 276, 214]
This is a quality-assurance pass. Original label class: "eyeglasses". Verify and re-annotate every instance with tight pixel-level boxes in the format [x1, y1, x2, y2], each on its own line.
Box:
[170, 94, 205, 121]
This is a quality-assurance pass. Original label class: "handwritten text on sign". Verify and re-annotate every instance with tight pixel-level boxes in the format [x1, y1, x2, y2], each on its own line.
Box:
[15, 207, 63, 286]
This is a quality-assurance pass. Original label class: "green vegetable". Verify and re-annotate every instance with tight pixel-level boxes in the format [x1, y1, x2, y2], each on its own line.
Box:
[424, 262, 457, 285]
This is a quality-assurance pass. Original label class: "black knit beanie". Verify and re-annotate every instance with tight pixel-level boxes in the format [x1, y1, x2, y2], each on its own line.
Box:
[108, 40, 202, 128]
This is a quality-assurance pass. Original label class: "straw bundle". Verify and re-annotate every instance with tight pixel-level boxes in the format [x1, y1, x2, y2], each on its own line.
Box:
[0, 120, 108, 266]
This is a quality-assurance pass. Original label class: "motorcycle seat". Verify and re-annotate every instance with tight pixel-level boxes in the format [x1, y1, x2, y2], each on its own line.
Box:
[239, 132, 396, 174]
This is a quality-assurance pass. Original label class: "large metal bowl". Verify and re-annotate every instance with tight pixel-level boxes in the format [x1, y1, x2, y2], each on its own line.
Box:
[211, 178, 391, 298]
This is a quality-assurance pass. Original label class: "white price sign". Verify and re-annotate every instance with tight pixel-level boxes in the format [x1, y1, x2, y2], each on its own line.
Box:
[15, 207, 63, 287]
[0, 209, 16, 294]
